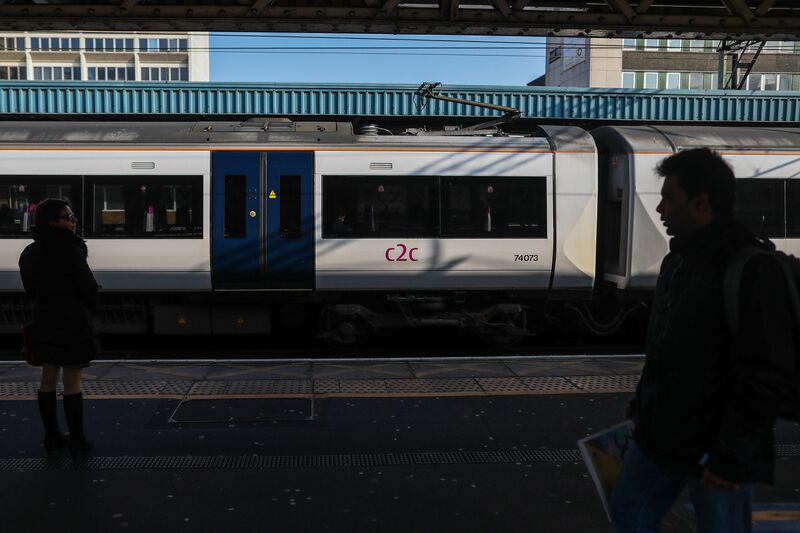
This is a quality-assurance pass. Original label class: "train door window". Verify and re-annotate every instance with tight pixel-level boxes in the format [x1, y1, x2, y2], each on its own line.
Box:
[87, 176, 203, 238]
[787, 180, 800, 238]
[224, 175, 246, 238]
[279, 175, 301, 239]
[733, 178, 785, 239]
[0, 176, 81, 237]
[322, 176, 438, 238]
[441, 177, 547, 238]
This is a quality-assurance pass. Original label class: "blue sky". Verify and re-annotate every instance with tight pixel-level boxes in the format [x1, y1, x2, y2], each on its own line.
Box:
[210, 33, 546, 86]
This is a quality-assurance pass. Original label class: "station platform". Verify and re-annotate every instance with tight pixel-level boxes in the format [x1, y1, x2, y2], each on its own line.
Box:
[1, 355, 798, 533]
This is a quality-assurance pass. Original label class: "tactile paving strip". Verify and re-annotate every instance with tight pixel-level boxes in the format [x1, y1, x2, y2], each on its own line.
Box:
[0, 382, 39, 397]
[476, 377, 530, 393]
[312, 379, 340, 394]
[83, 381, 193, 397]
[385, 378, 482, 394]
[2, 445, 797, 472]
[0, 375, 639, 400]
[0, 449, 584, 472]
[338, 379, 388, 394]
[565, 375, 633, 392]
[520, 377, 577, 393]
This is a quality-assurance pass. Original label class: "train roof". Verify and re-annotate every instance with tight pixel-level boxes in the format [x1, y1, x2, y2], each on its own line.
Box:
[591, 125, 800, 154]
[0, 119, 586, 152]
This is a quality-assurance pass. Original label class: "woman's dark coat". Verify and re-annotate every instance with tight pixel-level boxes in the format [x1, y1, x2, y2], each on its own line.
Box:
[19, 226, 99, 366]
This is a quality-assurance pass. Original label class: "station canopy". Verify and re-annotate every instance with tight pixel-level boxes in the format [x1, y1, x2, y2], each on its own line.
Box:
[0, 1, 798, 39]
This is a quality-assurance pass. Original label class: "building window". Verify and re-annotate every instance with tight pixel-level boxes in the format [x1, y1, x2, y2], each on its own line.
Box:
[0, 37, 24, 52]
[548, 47, 562, 63]
[666, 72, 681, 89]
[644, 39, 659, 51]
[139, 38, 188, 53]
[747, 74, 761, 91]
[763, 73, 777, 91]
[622, 71, 635, 88]
[778, 74, 790, 91]
[622, 39, 636, 50]
[690, 39, 706, 51]
[667, 39, 682, 52]
[689, 72, 704, 90]
[33, 66, 81, 81]
[0, 66, 25, 80]
[30, 36, 80, 52]
[643, 72, 658, 89]
[141, 66, 188, 81]
[85, 37, 134, 53]
[88, 66, 135, 81]
[88, 176, 203, 238]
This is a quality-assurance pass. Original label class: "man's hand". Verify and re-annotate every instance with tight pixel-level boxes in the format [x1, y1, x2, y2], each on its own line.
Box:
[701, 468, 740, 491]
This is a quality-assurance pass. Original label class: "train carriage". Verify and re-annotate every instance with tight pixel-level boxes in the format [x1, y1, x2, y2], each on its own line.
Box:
[2, 120, 796, 346]
[0, 120, 597, 345]
[593, 125, 800, 292]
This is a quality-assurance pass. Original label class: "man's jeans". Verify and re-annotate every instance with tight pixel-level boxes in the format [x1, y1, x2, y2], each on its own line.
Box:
[610, 441, 753, 533]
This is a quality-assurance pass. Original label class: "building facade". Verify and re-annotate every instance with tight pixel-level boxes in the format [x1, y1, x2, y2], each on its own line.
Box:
[545, 38, 800, 91]
[0, 32, 209, 82]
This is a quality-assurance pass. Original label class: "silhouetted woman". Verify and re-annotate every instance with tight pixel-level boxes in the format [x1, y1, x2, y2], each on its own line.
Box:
[19, 199, 98, 458]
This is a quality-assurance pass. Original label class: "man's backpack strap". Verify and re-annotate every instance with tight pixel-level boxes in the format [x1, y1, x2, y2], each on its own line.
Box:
[722, 247, 771, 336]
[724, 246, 800, 339]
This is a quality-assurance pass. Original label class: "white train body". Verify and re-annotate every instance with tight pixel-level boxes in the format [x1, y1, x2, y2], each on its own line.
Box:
[0, 120, 795, 341]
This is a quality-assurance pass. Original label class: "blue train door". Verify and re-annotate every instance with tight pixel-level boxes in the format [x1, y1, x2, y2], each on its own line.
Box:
[211, 151, 262, 288]
[264, 152, 314, 289]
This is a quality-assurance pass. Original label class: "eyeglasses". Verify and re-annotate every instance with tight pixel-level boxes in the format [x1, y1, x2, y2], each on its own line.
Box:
[59, 213, 77, 222]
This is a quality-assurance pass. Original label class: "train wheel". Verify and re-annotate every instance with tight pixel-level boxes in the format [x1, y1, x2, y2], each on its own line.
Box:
[319, 307, 370, 348]
[476, 314, 528, 349]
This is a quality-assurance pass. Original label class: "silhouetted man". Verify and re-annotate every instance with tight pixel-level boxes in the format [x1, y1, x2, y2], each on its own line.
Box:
[610, 148, 796, 533]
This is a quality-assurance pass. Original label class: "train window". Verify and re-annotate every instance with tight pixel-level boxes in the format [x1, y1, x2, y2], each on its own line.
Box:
[0, 177, 81, 238]
[441, 177, 548, 238]
[279, 175, 301, 239]
[733, 178, 785, 239]
[322, 176, 438, 238]
[787, 180, 800, 238]
[87, 176, 203, 238]
[224, 175, 246, 238]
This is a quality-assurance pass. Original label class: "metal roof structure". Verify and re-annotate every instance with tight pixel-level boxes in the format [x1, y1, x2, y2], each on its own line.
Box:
[1, 81, 799, 124]
[0, 1, 798, 39]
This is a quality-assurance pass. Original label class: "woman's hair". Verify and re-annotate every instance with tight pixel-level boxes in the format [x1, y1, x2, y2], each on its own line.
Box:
[34, 198, 71, 228]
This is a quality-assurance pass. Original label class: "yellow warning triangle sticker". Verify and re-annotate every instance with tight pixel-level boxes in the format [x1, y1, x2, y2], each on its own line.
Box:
[268, 190, 277, 199]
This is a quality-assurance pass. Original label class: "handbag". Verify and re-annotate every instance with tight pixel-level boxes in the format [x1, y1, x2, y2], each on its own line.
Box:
[21, 324, 40, 367]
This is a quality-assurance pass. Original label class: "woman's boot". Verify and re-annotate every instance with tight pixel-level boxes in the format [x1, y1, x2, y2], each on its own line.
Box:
[63, 392, 93, 458]
[37, 390, 67, 454]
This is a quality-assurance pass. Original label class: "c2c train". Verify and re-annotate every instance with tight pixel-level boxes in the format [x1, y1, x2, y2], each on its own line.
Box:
[0, 120, 797, 346]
